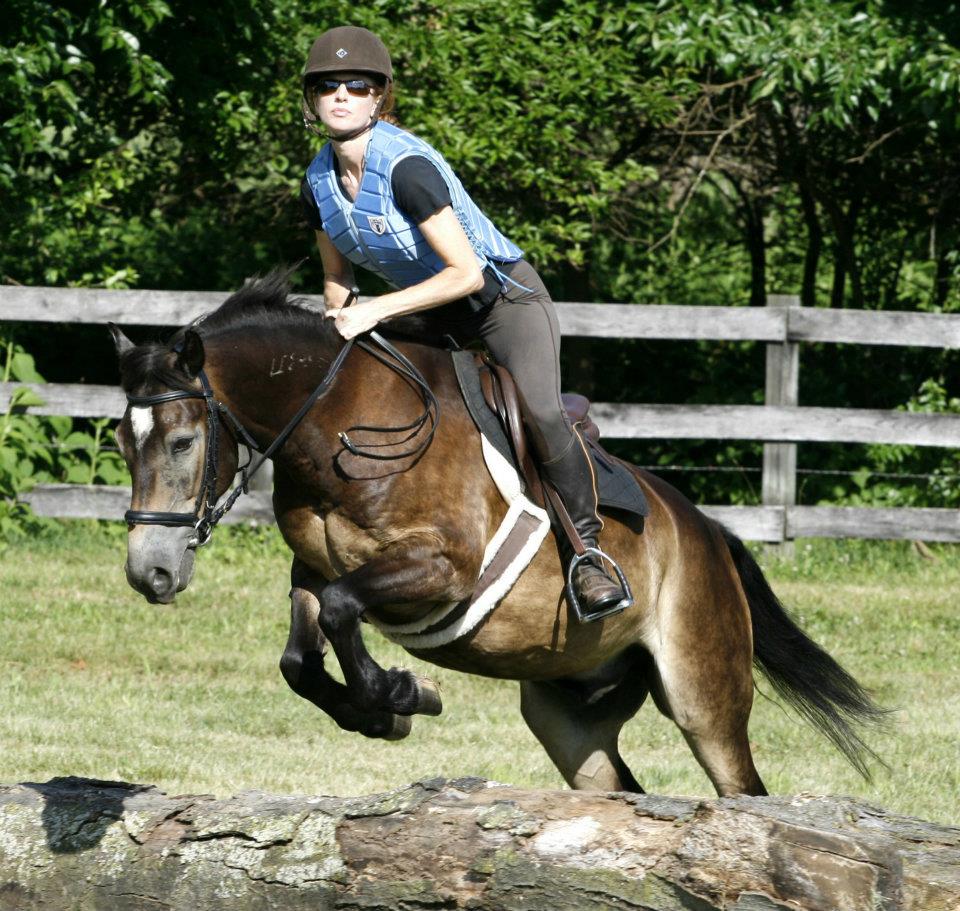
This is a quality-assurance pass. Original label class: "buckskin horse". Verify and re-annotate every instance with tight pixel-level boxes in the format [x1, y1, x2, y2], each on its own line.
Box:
[111, 272, 883, 796]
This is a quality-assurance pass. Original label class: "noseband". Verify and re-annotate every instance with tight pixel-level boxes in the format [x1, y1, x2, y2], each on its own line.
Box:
[124, 332, 440, 547]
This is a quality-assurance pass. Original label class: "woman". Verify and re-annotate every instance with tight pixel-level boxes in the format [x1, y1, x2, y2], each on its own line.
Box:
[299, 25, 628, 620]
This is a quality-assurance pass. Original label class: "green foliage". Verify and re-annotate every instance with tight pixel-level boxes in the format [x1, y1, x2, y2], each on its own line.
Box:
[0, 335, 127, 541]
[651, 0, 960, 127]
[828, 378, 960, 508]
[0, 336, 68, 538]
[3, 1, 960, 506]
[1, 0, 174, 286]
[4, 0, 958, 304]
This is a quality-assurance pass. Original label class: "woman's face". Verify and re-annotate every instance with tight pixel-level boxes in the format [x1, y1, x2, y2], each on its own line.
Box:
[309, 71, 382, 136]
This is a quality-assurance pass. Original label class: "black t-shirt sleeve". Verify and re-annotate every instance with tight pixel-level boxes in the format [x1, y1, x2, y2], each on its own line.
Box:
[300, 177, 323, 231]
[393, 155, 505, 305]
[391, 156, 452, 223]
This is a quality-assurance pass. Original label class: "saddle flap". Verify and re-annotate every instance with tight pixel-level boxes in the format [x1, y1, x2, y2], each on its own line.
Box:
[477, 356, 544, 504]
[451, 349, 648, 520]
[478, 360, 601, 456]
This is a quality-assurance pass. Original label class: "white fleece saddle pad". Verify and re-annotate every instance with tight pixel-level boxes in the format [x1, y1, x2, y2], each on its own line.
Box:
[368, 434, 550, 650]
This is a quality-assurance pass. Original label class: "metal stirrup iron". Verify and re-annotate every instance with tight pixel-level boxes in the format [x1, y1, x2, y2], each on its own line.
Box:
[541, 483, 633, 623]
[564, 547, 634, 624]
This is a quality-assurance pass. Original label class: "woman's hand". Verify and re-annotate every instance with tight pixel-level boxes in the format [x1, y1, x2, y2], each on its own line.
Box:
[324, 302, 382, 340]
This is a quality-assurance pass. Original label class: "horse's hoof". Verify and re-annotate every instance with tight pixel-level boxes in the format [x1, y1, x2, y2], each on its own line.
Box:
[359, 711, 412, 741]
[382, 713, 413, 741]
[415, 677, 443, 716]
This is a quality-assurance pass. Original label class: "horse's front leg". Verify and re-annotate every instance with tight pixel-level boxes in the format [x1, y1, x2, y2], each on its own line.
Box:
[318, 541, 450, 718]
[279, 559, 414, 740]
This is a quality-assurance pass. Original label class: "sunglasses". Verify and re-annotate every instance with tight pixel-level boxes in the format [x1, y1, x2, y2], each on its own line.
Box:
[310, 78, 377, 98]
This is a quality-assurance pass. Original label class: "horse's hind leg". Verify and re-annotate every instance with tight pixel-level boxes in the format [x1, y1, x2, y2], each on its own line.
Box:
[653, 672, 767, 798]
[279, 559, 413, 740]
[649, 586, 767, 797]
[520, 663, 649, 792]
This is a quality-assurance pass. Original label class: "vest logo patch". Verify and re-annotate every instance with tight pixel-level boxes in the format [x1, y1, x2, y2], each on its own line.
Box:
[336, 47, 348, 58]
[368, 215, 387, 235]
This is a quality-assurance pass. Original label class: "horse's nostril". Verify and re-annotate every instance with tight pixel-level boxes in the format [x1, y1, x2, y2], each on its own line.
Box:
[147, 567, 173, 596]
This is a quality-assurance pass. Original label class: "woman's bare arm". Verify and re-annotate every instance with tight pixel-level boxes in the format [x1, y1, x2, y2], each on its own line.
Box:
[316, 230, 357, 310]
[325, 206, 485, 338]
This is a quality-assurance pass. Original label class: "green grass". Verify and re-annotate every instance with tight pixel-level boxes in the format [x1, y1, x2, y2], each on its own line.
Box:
[1, 524, 958, 826]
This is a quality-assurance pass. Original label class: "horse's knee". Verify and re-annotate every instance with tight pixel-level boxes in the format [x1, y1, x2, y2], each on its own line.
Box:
[279, 649, 302, 690]
[318, 584, 360, 638]
[317, 600, 344, 638]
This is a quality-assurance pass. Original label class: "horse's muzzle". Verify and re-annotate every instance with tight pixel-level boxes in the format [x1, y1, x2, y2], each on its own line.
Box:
[126, 547, 196, 604]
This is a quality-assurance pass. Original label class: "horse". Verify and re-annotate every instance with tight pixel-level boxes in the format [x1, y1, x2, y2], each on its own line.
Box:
[111, 271, 884, 797]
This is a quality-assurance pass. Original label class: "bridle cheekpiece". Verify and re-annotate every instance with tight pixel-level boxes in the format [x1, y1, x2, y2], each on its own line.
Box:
[124, 369, 259, 547]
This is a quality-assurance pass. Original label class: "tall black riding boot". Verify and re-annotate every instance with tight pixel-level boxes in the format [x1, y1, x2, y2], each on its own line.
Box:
[541, 429, 631, 620]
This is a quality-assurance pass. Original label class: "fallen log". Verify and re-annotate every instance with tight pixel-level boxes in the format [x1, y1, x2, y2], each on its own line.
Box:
[0, 776, 957, 910]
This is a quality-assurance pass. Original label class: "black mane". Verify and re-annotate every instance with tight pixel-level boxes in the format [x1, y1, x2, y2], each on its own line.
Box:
[197, 268, 328, 338]
[117, 269, 338, 394]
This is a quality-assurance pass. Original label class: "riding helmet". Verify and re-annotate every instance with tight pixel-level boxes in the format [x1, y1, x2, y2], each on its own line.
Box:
[303, 26, 393, 86]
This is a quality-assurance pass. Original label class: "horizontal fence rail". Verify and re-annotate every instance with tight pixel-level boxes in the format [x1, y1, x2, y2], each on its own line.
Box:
[23, 487, 960, 545]
[4, 286, 960, 345]
[3, 285, 959, 542]
[5, 384, 960, 449]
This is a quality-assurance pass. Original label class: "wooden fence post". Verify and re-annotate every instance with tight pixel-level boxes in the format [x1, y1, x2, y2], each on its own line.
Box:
[762, 294, 801, 547]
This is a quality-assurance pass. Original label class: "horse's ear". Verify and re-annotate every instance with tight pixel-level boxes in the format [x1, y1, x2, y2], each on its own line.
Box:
[176, 330, 205, 378]
[109, 323, 135, 357]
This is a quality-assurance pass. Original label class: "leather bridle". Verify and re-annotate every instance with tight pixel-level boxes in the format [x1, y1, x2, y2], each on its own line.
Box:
[124, 368, 241, 546]
[124, 331, 440, 547]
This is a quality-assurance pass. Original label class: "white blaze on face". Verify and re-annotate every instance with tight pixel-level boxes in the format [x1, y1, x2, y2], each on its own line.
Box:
[130, 406, 155, 451]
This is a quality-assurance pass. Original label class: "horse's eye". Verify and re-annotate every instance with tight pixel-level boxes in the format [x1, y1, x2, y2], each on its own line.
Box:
[172, 437, 193, 454]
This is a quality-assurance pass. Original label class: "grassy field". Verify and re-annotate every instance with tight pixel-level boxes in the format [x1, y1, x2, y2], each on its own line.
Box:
[1, 522, 958, 826]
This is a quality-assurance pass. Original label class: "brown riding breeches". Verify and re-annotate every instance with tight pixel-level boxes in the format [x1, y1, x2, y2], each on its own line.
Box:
[426, 260, 576, 463]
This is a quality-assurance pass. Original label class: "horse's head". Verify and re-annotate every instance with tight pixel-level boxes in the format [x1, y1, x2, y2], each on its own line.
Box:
[111, 325, 239, 603]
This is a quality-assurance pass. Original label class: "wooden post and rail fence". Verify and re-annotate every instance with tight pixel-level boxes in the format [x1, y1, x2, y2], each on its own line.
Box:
[2, 285, 960, 543]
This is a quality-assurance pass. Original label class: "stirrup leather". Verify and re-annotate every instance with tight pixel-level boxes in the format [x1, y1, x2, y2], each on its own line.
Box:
[565, 546, 634, 623]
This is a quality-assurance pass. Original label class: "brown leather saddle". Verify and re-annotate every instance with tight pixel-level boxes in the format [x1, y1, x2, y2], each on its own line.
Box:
[475, 353, 597, 510]
[452, 349, 647, 523]
[473, 353, 636, 621]
[451, 349, 643, 621]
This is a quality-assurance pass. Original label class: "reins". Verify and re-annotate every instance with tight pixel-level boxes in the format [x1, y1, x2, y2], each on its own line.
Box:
[124, 329, 440, 547]
[338, 330, 441, 460]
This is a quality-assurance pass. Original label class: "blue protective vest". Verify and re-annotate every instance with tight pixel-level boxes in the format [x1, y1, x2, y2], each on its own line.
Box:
[305, 122, 523, 290]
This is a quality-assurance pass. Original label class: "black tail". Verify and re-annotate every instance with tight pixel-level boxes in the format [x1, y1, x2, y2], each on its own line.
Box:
[720, 525, 888, 779]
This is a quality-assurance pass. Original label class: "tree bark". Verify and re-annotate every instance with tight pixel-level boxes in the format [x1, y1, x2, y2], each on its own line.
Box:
[722, 171, 767, 309]
[821, 189, 865, 309]
[798, 182, 822, 309]
[1, 776, 958, 911]
[931, 206, 957, 312]
[884, 232, 908, 310]
[745, 197, 766, 309]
